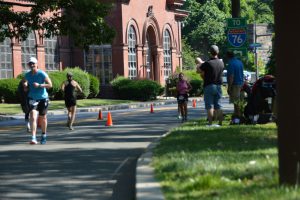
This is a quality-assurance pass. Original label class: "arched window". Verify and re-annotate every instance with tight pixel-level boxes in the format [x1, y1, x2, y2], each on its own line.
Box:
[128, 26, 137, 79]
[0, 37, 12, 79]
[163, 30, 172, 80]
[45, 36, 59, 71]
[21, 31, 37, 71]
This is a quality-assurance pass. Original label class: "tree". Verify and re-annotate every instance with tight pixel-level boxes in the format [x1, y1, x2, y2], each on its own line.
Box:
[182, 39, 198, 70]
[0, 0, 115, 50]
[182, 0, 228, 58]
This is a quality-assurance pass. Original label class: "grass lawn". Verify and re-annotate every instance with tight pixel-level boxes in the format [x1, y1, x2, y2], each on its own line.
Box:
[0, 98, 133, 115]
[152, 117, 300, 200]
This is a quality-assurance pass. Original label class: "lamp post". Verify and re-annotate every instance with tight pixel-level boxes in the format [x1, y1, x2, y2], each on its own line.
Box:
[254, 18, 258, 81]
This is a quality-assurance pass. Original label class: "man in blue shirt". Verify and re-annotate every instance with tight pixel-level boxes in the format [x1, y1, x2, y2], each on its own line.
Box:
[23, 57, 52, 144]
[226, 50, 244, 120]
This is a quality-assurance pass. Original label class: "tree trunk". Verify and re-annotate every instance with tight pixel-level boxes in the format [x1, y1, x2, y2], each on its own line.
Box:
[275, 0, 300, 185]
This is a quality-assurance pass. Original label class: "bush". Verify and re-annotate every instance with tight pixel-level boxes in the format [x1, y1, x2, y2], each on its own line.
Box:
[48, 71, 66, 100]
[63, 67, 90, 99]
[88, 74, 100, 98]
[111, 76, 162, 101]
[0, 78, 20, 103]
[111, 76, 132, 99]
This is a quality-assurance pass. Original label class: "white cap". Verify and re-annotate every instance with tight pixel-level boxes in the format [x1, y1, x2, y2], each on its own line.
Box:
[28, 57, 37, 64]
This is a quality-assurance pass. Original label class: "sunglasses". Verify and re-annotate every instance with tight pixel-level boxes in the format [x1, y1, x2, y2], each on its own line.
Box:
[28, 62, 36, 65]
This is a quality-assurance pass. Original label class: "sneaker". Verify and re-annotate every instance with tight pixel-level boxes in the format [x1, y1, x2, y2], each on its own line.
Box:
[40, 135, 47, 144]
[69, 126, 74, 131]
[177, 115, 182, 119]
[30, 139, 38, 145]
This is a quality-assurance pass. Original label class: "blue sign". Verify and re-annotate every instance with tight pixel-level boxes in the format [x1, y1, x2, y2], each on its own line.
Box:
[227, 28, 247, 48]
[249, 43, 262, 48]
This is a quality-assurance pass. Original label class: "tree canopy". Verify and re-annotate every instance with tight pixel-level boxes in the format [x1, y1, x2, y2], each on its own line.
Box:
[181, 0, 274, 70]
[0, 0, 115, 50]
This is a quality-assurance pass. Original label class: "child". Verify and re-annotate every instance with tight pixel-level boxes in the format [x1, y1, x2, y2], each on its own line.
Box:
[18, 79, 31, 133]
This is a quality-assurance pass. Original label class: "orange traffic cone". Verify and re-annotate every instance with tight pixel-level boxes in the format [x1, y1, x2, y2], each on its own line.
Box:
[192, 99, 196, 108]
[150, 104, 154, 113]
[98, 110, 103, 120]
[106, 112, 113, 126]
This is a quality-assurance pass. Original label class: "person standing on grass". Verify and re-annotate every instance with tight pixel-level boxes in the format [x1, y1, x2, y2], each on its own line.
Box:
[197, 45, 224, 127]
[176, 72, 192, 122]
[23, 57, 52, 144]
[226, 50, 244, 123]
[61, 72, 83, 130]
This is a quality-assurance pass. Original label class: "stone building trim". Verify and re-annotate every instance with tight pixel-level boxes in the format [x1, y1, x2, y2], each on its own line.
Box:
[125, 18, 141, 45]
[161, 23, 176, 50]
[142, 17, 160, 47]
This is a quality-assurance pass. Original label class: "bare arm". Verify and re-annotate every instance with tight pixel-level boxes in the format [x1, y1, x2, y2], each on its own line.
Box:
[199, 68, 205, 80]
[61, 81, 66, 91]
[75, 81, 83, 93]
[33, 76, 52, 89]
[227, 75, 234, 95]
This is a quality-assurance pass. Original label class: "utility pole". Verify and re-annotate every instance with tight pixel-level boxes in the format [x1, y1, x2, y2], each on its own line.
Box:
[231, 0, 241, 18]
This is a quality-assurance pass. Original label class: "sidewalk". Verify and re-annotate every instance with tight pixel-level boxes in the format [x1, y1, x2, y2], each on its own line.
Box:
[0, 97, 204, 200]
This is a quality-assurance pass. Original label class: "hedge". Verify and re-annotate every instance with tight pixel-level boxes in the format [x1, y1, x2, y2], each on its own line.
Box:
[111, 76, 163, 101]
[88, 73, 100, 98]
[0, 67, 100, 103]
[0, 78, 20, 103]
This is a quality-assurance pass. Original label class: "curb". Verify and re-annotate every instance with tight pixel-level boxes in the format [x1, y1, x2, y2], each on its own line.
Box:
[136, 139, 164, 200]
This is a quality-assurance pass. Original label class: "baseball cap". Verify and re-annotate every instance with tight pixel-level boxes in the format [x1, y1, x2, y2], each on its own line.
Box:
[210, 45, 219, 54]
[67, 72, 73, 77]
[28, 57, 37, 64]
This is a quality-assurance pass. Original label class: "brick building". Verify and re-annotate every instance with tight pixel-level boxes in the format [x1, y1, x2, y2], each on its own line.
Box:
[0, 0, 188, 95]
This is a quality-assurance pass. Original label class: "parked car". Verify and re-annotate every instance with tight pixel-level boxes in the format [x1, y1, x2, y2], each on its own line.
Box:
[222, 70, 255, 85]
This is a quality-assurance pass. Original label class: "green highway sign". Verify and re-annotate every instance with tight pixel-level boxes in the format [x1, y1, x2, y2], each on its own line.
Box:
[227, 18, 247, 28]
[227, 48, 248, 58]
[226, 17, 248, 58]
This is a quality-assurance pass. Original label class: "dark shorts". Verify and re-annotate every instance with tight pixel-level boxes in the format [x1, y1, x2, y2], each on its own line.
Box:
[28, 98, 49, 116]
[177, 93, 188, 104]
[65, 98, 76, 108]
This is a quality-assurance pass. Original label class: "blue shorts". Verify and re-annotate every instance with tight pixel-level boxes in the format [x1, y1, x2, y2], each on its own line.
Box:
[203, 84, 222, 110]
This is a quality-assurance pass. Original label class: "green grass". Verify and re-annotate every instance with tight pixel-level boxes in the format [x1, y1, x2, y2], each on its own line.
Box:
[0, 98, 133, 115]
[152, 117, 300, 200]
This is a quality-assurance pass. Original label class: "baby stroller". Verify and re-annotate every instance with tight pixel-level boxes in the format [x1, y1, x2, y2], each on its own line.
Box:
[243, 75, 276, 124]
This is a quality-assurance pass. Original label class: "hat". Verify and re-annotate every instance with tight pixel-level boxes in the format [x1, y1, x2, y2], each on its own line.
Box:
[67, 72, 73, 77]
[210, 45, 219, 55]
[28, 57, 37, 64]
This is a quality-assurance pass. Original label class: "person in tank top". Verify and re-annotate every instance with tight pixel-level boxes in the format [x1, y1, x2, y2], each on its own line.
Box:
[61, 72, 83, 130]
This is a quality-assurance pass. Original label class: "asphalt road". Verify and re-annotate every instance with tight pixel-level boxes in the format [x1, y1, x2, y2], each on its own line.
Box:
[0, 99, 232, 200]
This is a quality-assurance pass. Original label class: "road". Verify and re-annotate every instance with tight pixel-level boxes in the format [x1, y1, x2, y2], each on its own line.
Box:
[0, 99, 232, 200]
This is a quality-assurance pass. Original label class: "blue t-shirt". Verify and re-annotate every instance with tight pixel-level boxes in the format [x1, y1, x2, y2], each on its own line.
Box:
[227, 57, 244, 85]
[25, 70, 49, 100]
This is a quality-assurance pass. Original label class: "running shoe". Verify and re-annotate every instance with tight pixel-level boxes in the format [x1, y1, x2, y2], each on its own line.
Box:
[69, 126, 74, 131]
[30, 139, 38, 145]
[40, 135, 47, 144]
